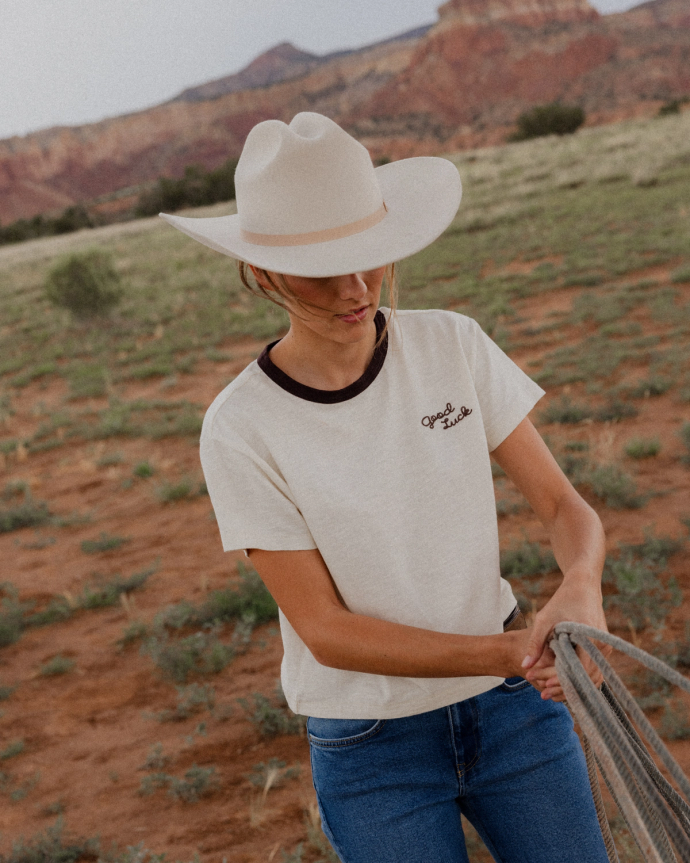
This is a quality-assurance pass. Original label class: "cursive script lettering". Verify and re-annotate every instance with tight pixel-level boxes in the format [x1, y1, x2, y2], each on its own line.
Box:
[441, 405, 472, 429]
[422, 402, 454, 429]
[421, 402, 472, 430]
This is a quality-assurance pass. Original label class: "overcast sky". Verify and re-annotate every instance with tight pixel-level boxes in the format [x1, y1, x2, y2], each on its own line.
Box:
[0, 0, 646, 141]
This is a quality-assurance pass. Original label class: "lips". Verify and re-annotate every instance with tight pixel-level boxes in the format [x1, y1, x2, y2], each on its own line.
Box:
[336, 305, 369, 323]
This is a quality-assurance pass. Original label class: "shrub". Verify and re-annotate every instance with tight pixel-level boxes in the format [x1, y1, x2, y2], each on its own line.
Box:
[135, 158, 238, 217]
[0, 492, 51, 534]
[680, 422, 690, 464]
[0, 584, 31, 648]
[588, 464, 644, 509]
[238, 680, 305, 737]
[155, 683, 216, 722]
[625, 437, 661, 459]
[603, 532, 684, 632]
[0, 739, 24, 760]
[539, 396, 592, 424]
[624, 376, 673, 399]
[671, 266, 690, 285]
[168, 765, 220, 803]
[141, 625, 234, 683]
[500, 541, 557, 579]
[154, 562, 278, 633]
[156, 478, 194, 503]
[1, 818, 100, 863]
[133, 460, 155, 478]
[44, 249, 123, 319]
[78, 564, 155, 609]
[80, 531, 130, 554]
[593, 399, 638, 422]
[246, 758, 300, 790]
[40, 655, 76, 675]
[509, 103, 585, 141]
[659, 699, 690, 740]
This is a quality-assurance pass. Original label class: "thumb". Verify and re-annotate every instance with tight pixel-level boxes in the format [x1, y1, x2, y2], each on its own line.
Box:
[521, 620, 551, 669]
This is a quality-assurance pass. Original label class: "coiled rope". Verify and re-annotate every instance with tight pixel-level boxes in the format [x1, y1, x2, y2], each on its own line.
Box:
[550, 622, 690, 863]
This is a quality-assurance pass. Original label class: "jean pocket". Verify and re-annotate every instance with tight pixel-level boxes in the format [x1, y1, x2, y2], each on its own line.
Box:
[307, 716, 386, 748]
[500, 676, 531, 692]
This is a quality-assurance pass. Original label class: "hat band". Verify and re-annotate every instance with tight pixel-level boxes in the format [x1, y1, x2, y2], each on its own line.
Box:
[240, 202, 387, 247]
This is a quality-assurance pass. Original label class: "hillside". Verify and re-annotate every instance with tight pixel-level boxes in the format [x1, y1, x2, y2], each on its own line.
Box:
[0, 0, 689, 227]
[0, 110, 689, 861]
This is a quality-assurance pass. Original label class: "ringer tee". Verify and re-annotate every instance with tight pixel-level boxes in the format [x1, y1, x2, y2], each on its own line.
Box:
[200, 308, 545, 719]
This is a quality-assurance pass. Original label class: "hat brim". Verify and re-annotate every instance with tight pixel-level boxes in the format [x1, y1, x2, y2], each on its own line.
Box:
[159, 156, 462, 278]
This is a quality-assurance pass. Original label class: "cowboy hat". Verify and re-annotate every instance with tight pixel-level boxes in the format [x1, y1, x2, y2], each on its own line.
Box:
[159, 112, 462, 278]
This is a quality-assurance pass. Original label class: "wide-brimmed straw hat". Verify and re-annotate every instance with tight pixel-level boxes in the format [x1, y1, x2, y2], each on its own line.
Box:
[159, 112, 462, 278]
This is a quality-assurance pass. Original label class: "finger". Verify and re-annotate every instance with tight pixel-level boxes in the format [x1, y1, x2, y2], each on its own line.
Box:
[541, 686, 564, 701]
[521, 620, 554, 670]
[526, 665, 557, 682]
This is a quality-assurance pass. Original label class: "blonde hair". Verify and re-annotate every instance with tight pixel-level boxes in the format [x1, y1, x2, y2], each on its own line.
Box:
[236, 261, 398, 348]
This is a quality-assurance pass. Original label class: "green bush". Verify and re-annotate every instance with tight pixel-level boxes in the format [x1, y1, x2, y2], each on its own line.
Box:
[539, 396, 592, 424]
[589, 464, 644, 509]
[500, 541, 557, 579]
[680, 422, 690, 464]
[135, 158, 238, 217]
[133, 460, 155, 478]
[510, 103, 585, 141]
[593, 399, 638, 422]
[238, 685, 305, 738]
[0, 493, 51, 534]
[141, 625, 234, 683]
[44, 249, 123, 319]
[0, 818, 100, 863]
[78, 564, 155, 609]
[154, 562, 278, 632]
[80, 531, 130, 554]
[40, 655, 76, 675]
[625, 437, 661, 459]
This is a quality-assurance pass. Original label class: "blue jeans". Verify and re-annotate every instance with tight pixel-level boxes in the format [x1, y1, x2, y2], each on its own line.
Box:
[308, 678, 609, 863]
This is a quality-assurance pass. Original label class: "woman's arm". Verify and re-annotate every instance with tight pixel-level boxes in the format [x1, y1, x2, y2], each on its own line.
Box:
[491, 416, 611, 700]
[247, 546, 531, 680]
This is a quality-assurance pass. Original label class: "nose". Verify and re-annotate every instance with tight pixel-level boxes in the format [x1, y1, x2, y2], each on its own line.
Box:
[335, 273, 368, 303]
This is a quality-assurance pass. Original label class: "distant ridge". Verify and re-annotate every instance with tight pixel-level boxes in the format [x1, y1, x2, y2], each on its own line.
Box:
[171, 24, 434, 103]
[0, 1, 688, 225]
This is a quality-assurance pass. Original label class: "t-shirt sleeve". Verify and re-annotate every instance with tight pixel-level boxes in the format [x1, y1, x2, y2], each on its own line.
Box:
[464, 316, 545, 452]
[200, 427, 317, 553]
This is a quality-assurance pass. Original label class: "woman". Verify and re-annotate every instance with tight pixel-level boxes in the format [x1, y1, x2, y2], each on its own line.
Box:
[161, 112, 611, 862]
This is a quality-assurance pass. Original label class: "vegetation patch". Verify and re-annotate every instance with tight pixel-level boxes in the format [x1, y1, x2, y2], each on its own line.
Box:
[238, 680, 306, 738]
[509, 103, 585, 141]
[141, 624, 235, 684]
[625, 437, 661, 459]
[80, 531, 131, 554]
[588, 464, 645, 509]
[39, 655, 76, 676]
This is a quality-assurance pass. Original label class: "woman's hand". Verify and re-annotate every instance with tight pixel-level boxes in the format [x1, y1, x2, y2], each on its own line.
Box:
[520, 574, 612, 701]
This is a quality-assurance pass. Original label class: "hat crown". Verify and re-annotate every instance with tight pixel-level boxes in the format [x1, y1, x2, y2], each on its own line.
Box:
[235, 113, 383, 237]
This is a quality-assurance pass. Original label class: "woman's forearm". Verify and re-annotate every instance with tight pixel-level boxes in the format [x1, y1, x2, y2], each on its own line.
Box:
[548, 491, 605, 587]
[310, 607, 525, 678]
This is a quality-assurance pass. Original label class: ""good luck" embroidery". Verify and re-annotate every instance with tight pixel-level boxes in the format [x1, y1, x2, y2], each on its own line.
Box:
[421, 402, 472, 430]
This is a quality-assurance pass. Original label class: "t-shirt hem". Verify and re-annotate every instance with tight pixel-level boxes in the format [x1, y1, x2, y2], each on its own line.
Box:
[291, 675, 505, 720]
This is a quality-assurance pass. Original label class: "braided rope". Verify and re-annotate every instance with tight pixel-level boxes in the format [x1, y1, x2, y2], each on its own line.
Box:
[550, 623, 690, 862]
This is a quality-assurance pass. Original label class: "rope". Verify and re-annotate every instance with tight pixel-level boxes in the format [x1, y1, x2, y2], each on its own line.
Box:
[549, 622, 690, 863]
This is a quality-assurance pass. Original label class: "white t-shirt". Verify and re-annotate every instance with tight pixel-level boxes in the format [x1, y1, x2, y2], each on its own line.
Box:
[200, 308, 545, 719]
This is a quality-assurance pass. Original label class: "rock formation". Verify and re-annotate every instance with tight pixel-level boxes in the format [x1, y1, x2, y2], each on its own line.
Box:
[0, 0, 688, 225]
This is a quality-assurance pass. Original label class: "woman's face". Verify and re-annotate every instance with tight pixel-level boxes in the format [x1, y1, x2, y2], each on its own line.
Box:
[252, 266, 386, 345]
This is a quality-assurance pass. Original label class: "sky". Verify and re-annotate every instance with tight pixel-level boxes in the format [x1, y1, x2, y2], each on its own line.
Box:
[0, 0, 647, 141]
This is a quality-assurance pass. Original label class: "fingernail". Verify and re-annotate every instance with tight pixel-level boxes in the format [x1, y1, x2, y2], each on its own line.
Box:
[521, 656, 533, 668]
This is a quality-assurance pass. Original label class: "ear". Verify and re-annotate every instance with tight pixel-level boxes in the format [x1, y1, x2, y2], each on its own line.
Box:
[249, 265, 276, 293]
